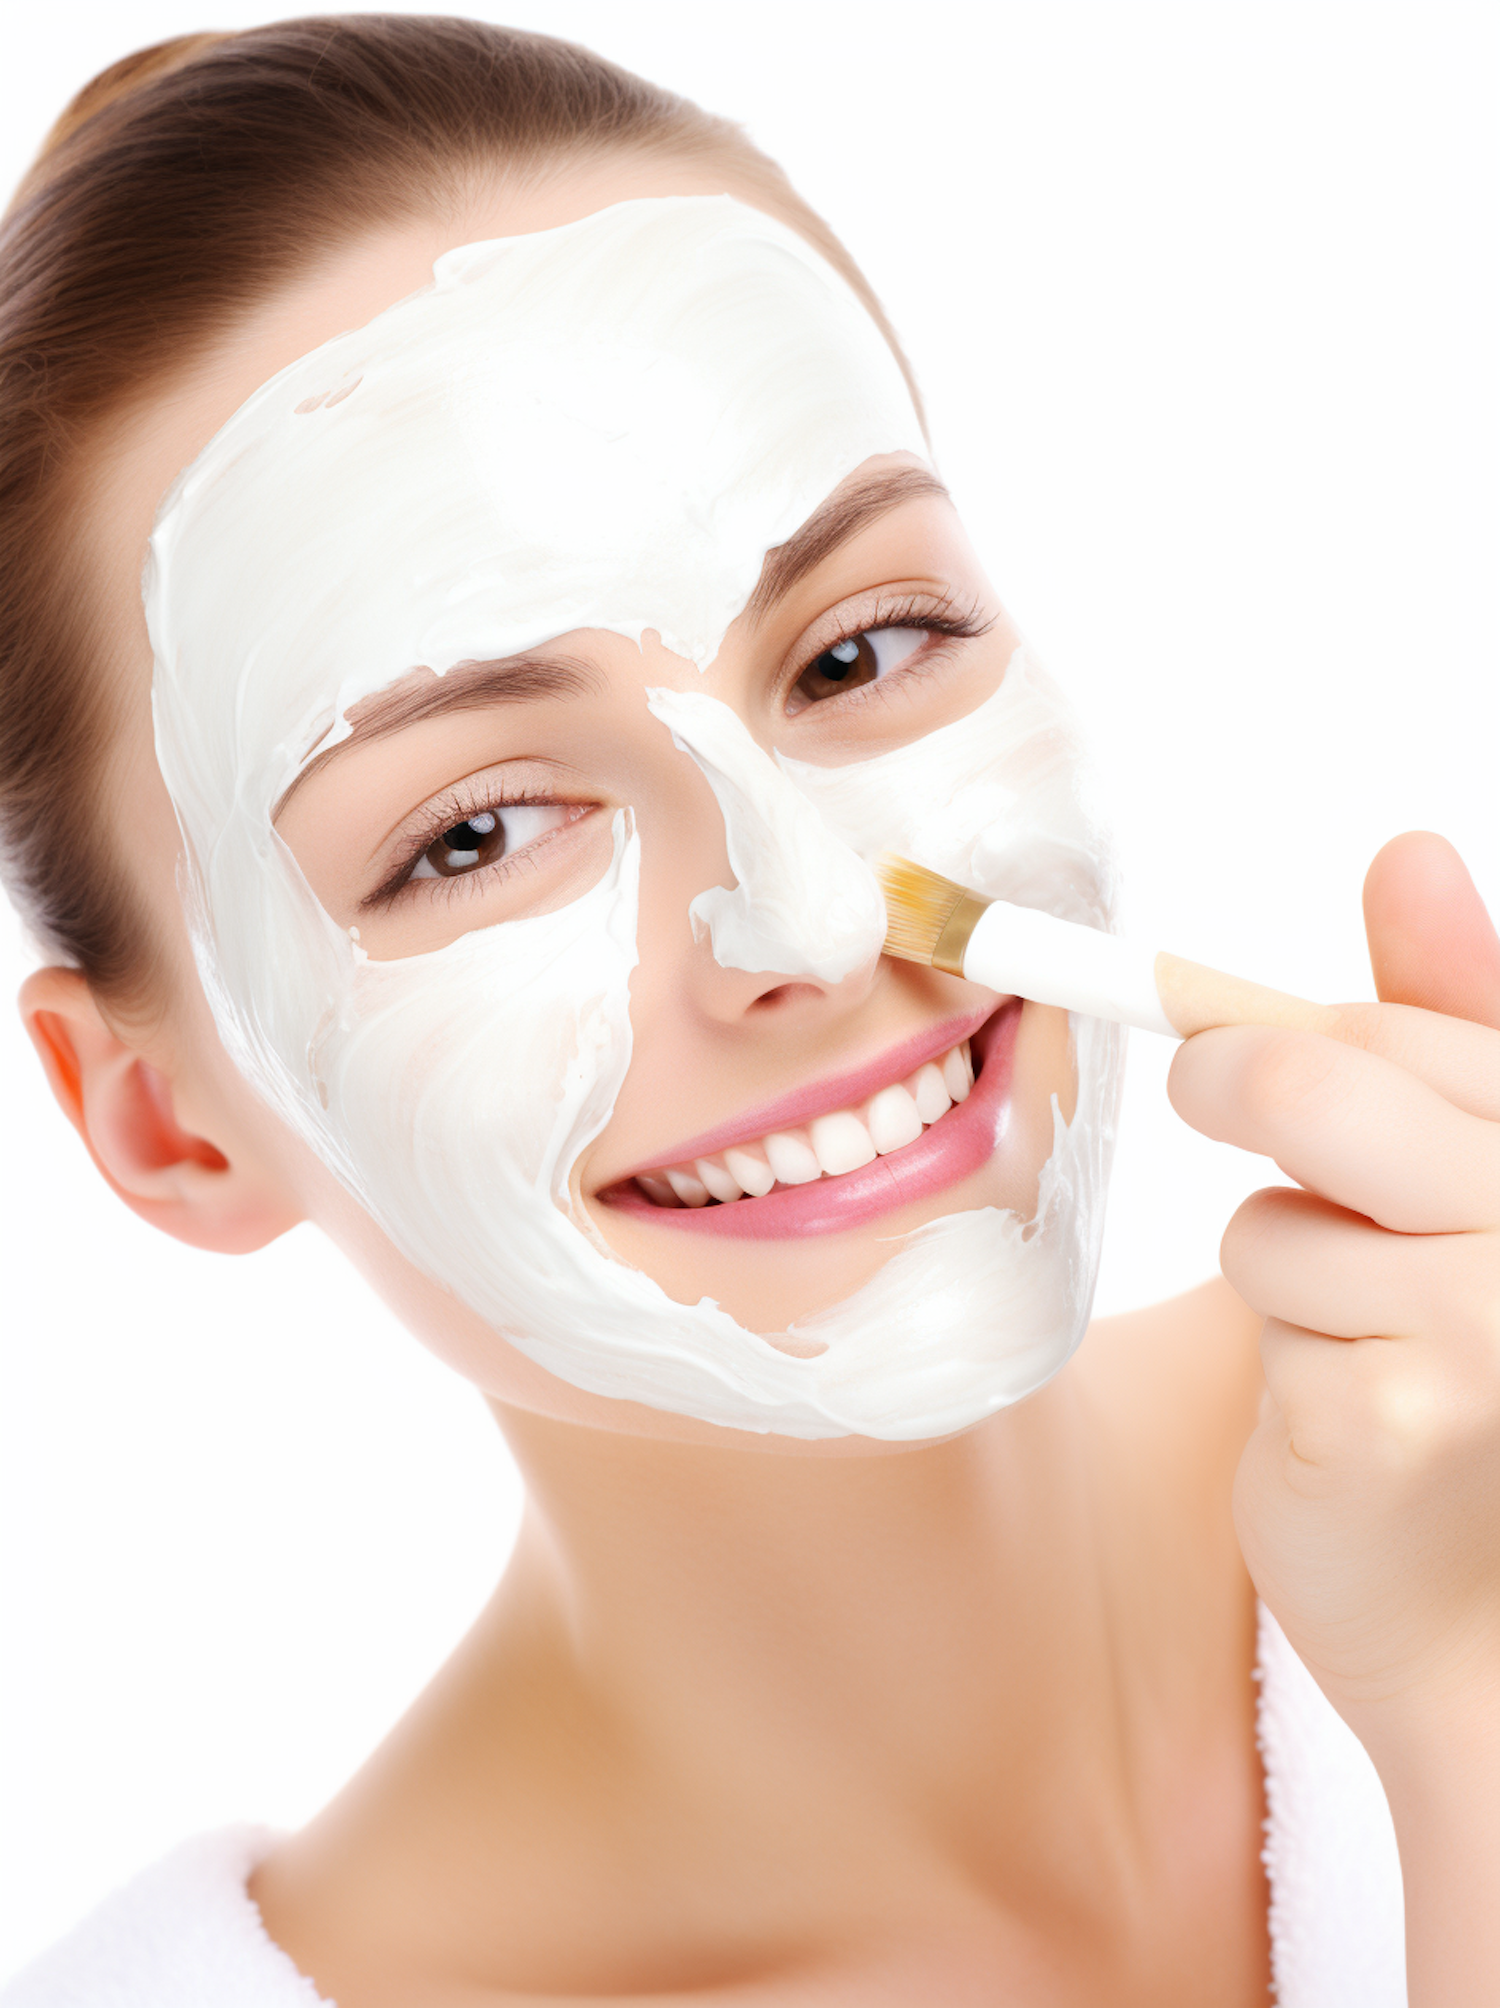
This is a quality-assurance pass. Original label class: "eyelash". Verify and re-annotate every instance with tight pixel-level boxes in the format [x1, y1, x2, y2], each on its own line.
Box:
[782, 590, 994, 714]
[368, 589, 994, 906]
[364, 779, 585, 910]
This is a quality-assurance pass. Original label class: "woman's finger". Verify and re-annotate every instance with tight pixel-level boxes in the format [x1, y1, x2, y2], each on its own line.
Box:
[1256, 1315, 1500, 1482]
[1169, 1025, 1500, 1231]
[1311, 1001, 1500, 1125]
[1364, 832, 1500, 1028]
[1220, 1185, 1500, 1341]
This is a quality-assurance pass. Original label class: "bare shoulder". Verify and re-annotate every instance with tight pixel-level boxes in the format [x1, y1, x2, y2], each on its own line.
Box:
[1082, 1274, 1264, 1416]
[1075, 1276, 1265, 1500]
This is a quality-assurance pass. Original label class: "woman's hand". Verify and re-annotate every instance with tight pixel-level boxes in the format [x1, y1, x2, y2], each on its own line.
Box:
[1168, 831, 1500, 2003]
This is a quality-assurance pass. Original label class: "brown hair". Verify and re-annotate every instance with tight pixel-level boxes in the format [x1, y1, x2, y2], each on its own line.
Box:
[0, 15, 919, 1007]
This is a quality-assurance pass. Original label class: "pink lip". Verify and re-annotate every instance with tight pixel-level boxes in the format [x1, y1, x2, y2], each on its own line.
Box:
[599, 1000, 1020, 1240]
[620, 1002, 998, 1176]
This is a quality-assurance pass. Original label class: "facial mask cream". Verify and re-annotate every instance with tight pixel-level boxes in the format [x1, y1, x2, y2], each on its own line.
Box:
[147, 194, 1122, 1440]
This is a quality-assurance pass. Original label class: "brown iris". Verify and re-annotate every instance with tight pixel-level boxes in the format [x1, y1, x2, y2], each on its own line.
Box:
[791, 633, 882, 706]
[422, 808, 507, 877]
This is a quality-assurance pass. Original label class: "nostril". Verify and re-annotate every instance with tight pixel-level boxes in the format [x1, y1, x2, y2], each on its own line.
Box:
[748, 982, 826, 1010]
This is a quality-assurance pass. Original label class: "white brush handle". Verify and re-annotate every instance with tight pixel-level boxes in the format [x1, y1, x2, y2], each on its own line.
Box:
[962, 901, 1175, 1035]
[961, 901, 1335, 1041]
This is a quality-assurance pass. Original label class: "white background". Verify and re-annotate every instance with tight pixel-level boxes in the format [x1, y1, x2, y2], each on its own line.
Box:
[0, 0, 1495, 1975]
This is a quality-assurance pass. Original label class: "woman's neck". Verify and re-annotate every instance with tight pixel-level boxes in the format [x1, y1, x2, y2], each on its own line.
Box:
[253, 1285, 1268, 2000]
[489, 1378, 1137, 1851]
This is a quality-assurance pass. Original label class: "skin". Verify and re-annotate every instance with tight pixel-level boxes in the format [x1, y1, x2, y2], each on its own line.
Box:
[16, 153, 1500, 2004]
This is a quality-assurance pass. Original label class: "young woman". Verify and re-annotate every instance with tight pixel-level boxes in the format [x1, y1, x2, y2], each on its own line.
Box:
[1, 18, 1496, 2005]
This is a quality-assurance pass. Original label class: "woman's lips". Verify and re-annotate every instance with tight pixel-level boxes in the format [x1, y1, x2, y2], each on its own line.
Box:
[632, 1003, 996, 1170]
[600, 1000, 1020, 1240]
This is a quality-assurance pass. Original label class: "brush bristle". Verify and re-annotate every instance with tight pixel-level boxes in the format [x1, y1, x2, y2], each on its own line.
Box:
[874, 853, 972, 965]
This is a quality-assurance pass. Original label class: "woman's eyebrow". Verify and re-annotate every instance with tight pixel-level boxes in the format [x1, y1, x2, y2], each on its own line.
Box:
[274, 467, 945, 819]
[743, 465, 953, 624]
[274, 654, 601, 819]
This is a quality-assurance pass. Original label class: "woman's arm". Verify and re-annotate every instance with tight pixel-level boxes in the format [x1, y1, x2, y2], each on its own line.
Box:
[1375, 1701, 1500, 2001]
[1170, 831, 1500, 2007]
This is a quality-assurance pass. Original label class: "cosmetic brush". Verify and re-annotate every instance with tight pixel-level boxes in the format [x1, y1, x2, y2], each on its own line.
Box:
[876, 853, 1338, 1039]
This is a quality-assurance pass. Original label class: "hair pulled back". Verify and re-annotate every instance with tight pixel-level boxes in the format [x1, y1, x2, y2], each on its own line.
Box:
[0, 15, 917, 1007]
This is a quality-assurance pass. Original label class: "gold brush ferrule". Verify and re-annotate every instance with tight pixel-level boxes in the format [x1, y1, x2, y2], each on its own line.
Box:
[930, 890, 990, 978]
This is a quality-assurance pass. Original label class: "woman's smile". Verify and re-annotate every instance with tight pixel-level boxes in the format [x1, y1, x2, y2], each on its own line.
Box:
[598, 999, 1020, 1239]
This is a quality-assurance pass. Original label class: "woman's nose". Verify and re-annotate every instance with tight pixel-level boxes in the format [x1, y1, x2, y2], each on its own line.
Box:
[646, 687, 886, 987]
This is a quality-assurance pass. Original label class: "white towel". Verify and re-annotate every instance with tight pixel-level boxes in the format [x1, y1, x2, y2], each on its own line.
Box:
[0, 1824, 329, 2007]
[1, 1606, 1410, 2002]
[1257, 1602, 1407, 2004]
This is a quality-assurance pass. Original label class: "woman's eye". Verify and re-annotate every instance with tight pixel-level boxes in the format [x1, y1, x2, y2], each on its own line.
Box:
[790, 626, 927, 707]
[409, 802, 577, 881]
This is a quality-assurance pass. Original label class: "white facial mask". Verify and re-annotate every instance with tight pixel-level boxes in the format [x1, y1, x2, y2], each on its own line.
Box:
[148, 195, 1122, 1440]
[645, 690, 887, 984]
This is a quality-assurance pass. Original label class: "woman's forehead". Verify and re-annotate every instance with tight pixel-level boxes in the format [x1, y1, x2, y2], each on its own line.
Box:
[145, 195, 927, 819]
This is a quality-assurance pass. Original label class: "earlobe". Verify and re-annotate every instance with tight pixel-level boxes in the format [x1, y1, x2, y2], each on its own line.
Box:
[18, 966, 302, 1253]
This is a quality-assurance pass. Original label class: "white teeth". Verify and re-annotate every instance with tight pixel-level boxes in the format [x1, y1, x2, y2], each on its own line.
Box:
[695, 1156, 744, 1202]
[664, 1166, 711, 1207]
[763, 1129, 822, 1185]
[865, 1082, 924, 1154]
[723, 1144, 776, 1197]
[808, 1109, 878, 1176]
[941, 1044, 972, 1104]
[640, 1036, 980, 1204]
[910, 1062, 953, 1124]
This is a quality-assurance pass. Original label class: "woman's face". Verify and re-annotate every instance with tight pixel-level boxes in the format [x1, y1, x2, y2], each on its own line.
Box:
[94, 158, 1121, 1447]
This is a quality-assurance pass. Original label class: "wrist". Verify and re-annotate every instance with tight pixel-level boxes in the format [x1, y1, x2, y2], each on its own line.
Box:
[1342, 1642, 1500, 1805]
[1347, 1668, 1500, 2008]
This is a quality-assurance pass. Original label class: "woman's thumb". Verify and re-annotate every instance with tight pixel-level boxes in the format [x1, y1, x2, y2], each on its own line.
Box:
[1363, 831, 1500, 1029]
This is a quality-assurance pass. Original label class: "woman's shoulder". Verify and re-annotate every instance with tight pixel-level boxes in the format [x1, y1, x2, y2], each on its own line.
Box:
[0, 1827, 332, 2008]
[1071, 1277, 1265, 1637]
[1079, 1274, 1265, 1476]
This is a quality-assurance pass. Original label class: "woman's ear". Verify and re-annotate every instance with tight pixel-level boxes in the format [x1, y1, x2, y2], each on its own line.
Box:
[18, 966, 304, 1253]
